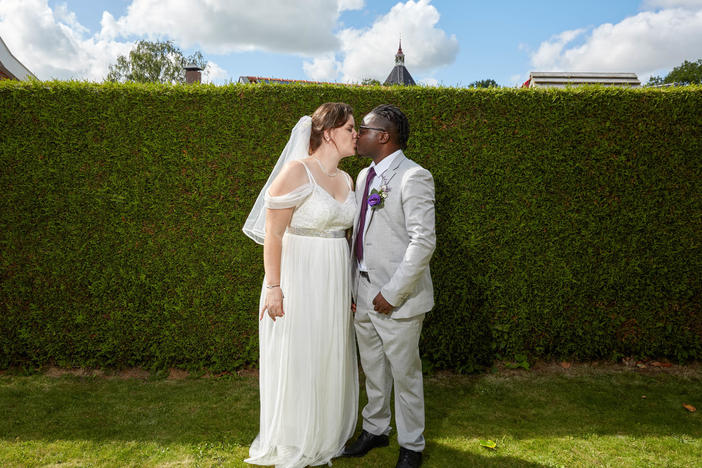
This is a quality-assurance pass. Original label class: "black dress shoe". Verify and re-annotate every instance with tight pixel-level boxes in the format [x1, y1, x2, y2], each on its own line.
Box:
[396, 447, 422, 468]
[341, 430, 389, 457]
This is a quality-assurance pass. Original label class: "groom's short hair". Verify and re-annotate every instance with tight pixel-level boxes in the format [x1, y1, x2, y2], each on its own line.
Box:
[371, 104, 409, 150]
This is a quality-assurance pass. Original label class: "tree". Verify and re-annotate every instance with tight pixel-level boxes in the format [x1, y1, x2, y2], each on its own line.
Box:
[646, 58, 702, 86]
[646, 75, 664, 86]
[106, 40, 207, 84]
[468, 79, 499, 88]
[361, 78, 382, 85]
[665, 59, 702, 85]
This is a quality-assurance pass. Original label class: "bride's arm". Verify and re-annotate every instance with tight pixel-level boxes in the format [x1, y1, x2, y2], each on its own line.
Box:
[261, 208, 292, 321]
[260, 161, 309, 321]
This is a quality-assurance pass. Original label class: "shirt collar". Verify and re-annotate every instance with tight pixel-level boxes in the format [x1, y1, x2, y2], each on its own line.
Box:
[370, 149, 402, 177]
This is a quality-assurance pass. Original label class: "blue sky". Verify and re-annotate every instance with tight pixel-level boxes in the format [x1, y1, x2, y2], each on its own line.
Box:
[2, 0, 701, 86]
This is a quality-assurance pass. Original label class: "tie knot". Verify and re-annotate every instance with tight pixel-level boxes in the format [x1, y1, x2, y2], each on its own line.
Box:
[368, 167, 376, 179]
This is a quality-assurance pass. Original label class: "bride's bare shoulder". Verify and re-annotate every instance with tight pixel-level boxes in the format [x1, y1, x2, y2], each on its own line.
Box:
[269, 160, 311, 196]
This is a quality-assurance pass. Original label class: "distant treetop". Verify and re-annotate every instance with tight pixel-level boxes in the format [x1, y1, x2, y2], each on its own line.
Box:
[105, 40, 207, 84]
[647, 58, 702, 86]
[469, 79, 499, 88]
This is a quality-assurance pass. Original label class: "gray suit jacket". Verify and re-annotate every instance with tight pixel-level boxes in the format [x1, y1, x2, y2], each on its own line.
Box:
[351, 151, 436, 319]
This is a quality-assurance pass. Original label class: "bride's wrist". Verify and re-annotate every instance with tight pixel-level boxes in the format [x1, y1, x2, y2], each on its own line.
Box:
[266, 284, 283, 298]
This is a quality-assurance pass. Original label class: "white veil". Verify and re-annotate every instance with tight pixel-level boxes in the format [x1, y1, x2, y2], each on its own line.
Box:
[242, 115, 312, 244]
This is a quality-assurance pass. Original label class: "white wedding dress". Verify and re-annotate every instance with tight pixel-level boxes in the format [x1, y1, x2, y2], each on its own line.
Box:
[246, 161, 359, 468]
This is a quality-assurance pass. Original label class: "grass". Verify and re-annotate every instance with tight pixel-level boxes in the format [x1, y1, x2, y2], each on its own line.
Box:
[0, 365, 700, 467]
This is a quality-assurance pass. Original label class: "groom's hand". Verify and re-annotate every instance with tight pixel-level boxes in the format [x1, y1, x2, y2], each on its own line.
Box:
[372, 292, 393, 315]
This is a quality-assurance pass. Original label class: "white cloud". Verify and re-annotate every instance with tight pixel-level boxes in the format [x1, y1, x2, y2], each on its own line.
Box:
[338, 0, 365, 11]
[0, 0, 132, 81]
[303, 54, 341, 81]
[202, 61, 228, 83]
[528, 7, 702, 82]
[305, 0, 458, 83]
[99, 11, 120, 41]
[53, 2, 88, 35]
[641, 0, 702, 9]
[530, 29, 586, 70]
[113, 0, 361, 55]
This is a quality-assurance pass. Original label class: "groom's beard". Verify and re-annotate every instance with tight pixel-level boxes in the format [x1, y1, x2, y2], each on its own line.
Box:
[356, 148, 377, 159]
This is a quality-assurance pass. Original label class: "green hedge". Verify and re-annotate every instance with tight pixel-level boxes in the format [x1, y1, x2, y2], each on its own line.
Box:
[1, 81, 701, 372]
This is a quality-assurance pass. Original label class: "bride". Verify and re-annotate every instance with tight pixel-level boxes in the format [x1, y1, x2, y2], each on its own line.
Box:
[243, 103, 359, 468]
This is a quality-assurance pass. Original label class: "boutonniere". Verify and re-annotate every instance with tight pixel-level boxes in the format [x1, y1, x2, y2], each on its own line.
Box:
[368, 181, 390, 209]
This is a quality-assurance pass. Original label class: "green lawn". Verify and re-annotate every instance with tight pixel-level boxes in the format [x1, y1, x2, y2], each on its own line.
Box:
[0, 366, 700, 467]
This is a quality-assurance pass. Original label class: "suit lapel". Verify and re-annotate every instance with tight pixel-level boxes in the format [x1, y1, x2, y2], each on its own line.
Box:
[352, 167, 369, 254]
[354, 167, 368, 227]
[365, 151, 406, 233]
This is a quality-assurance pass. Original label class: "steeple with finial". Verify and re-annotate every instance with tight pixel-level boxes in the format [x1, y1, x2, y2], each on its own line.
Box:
[384, 35, 416, 86]
[395, 37, 405, 65]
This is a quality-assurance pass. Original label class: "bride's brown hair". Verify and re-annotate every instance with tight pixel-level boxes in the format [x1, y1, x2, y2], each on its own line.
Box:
[309, 102, 353, 154]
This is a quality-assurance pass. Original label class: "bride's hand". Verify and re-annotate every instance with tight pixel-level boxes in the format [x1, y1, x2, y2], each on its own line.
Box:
[260, 287, 284, 321]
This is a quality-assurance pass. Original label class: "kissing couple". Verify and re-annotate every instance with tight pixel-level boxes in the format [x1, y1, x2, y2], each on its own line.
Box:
[243, 102, 436, 468]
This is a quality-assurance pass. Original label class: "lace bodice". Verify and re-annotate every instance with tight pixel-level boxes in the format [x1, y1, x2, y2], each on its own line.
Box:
[264, 161, 356, 233]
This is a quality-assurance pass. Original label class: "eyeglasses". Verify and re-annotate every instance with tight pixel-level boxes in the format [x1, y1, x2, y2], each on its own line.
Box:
[358, 125, 387, 134]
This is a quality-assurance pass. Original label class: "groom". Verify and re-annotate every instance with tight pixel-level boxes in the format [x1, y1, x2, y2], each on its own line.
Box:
[344, 104, 436, 468]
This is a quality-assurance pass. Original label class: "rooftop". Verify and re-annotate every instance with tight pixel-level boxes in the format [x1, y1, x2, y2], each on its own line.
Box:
[523, 72, 641, 88]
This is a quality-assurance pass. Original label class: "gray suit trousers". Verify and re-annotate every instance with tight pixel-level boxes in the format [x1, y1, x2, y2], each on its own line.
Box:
[354, 272, 426, 451]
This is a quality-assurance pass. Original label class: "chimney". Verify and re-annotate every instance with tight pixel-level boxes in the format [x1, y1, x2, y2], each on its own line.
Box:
[185, 63, 203, 84]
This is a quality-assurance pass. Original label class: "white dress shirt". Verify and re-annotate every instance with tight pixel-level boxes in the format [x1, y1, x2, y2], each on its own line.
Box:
[358, 149, 402, 272]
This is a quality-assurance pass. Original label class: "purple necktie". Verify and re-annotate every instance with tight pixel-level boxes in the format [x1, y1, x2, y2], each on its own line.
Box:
[355, 167, 376, 261]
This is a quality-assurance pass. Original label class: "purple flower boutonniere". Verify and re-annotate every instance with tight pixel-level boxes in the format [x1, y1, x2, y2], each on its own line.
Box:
[368, 184, 390, 209]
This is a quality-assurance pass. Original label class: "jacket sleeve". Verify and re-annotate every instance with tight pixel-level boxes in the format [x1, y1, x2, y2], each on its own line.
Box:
[380, 167, 436, 307]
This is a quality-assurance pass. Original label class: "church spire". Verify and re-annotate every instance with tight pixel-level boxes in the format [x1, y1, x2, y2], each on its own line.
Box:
[384, 36, 415, 86]
[395, 37, 405, 65]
